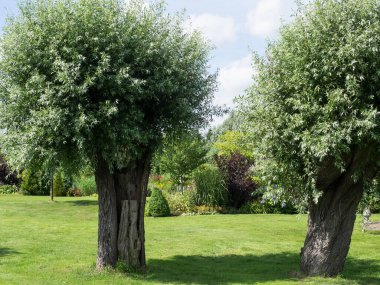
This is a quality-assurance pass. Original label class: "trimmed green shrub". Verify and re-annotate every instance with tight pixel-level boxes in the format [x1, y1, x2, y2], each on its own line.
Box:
[146, 188, 171, 217]
[53, 170, 66, 196]
[75, 175, 96, 196]
[0, 185, 18, 194]
[193, 164, 228, 207]
[20, 169, 41, 195]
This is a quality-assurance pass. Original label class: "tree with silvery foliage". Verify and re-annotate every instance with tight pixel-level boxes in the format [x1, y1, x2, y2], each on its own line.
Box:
[241, 0, 379, 277]
[0, 0, 217, 271]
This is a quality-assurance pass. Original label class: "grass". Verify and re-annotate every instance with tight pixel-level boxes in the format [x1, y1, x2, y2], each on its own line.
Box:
[0, 195, 379, 285]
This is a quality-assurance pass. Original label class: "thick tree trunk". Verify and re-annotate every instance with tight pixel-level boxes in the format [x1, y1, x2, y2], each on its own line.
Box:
[114, 154, 151, 271]
[300, 147, 374, 276]
[95, 157, 118, 270]
[300, 180, 364, 276]
[94, 151, 151, 271]
[118, 200, 141, 267]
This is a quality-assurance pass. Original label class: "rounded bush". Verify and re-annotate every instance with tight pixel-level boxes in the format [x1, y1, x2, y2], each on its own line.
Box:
[20, 169, 41, 195]
[146, 188, 171, 217]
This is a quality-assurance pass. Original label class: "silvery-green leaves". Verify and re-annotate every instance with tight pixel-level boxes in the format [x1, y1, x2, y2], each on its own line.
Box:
[0, 0, 217, 171]
[240, 0, 380, 197]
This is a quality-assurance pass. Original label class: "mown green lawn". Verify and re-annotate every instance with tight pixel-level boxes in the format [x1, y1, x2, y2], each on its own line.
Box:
[0, 195, 378, 285]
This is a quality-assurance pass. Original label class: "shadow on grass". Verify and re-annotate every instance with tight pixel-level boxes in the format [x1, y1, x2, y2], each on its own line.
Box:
[344, 257, 380, 285]
[65, 200, 98, 206]
[147, 253, 299, 285]
[0, 247, 20, 257]
[144, 253, 380, 285]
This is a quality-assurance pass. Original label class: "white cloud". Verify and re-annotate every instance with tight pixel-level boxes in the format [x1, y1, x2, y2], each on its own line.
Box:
[186, 14, 237, 45]
[246, 0, 294, 39]
[216, 55, 253, 108]
[210, 55, 254, 126]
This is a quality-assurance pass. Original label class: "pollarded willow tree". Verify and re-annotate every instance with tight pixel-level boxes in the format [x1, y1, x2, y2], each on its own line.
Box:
[0, 0, 217, 270]
[242, 0, 379, 277]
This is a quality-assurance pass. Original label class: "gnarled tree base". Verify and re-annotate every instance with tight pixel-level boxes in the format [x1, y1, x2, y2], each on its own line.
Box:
[94, 154, 150, 272]
[300, 148, 371, 276]
[299, 145, 377, 277]
[300, 183, 363, 276]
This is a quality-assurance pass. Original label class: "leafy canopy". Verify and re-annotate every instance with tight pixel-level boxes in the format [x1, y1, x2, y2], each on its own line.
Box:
[241, 0, 380, 196]
[154, 132, 209, 187]
[0, 0, 217, 171]
[213, 130, 254, 160]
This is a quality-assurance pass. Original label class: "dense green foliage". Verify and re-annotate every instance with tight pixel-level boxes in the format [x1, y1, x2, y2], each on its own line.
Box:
[212, 130, 253, 160]
[0, 195, 379, 285]
[146, 188, 171, 217]
[154, 133, 209, 190]
[53, 170, 65, 196]
[161, 188, 298, 215]
[0, 0, 217, 173]
[75, 175, 97, 196]
[359, 177, 380, 213]
[241, 0, 380, 198]
[163, 189, 196, 216]
[20, 168, 49, 195]
[238, 200, 297, 215]
[148, 174, 173, 194]
[193, 164, 228, 207]
[0, 184, 18, 194]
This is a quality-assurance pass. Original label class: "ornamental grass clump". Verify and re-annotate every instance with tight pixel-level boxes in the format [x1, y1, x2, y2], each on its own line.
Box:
[193, 164, 228, 207]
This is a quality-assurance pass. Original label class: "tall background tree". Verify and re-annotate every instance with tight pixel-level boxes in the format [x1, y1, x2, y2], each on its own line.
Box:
[0, 0, 217, 271]
[154, 132, 209, 192]
[241, 0, 379, 277]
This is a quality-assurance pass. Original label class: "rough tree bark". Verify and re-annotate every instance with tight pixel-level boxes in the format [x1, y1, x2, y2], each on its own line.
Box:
[95, 156, 118, 270]
[94, 151, 151, 271]
[300, 147, 374, 276]
[300, 180, 364, 276]
[114, 152, 151, 271]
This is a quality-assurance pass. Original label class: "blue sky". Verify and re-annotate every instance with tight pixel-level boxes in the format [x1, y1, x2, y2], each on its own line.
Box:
[0, 0, 298, 125]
